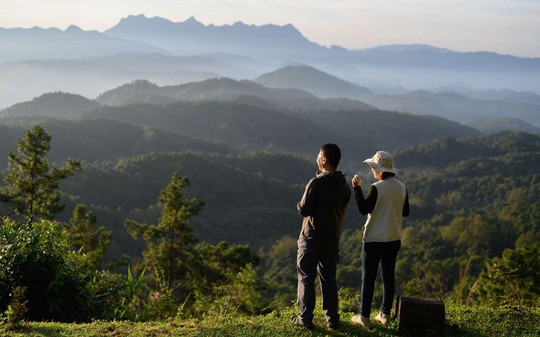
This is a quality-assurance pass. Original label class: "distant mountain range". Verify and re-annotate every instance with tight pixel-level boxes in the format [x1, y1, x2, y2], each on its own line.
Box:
[3, 14, 539, 78]
[104, 15, 322, 62]
[1, 14, 539, 131]
[1, 64, 539, 132]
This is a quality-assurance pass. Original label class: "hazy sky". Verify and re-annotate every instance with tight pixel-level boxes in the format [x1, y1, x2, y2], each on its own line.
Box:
[1, 0, 539, 57]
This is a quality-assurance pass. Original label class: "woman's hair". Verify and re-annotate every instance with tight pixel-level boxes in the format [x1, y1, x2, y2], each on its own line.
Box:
[381, 172, 396, 180]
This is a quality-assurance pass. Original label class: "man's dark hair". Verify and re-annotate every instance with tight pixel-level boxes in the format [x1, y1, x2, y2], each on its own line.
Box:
[321, 143, 341, 169]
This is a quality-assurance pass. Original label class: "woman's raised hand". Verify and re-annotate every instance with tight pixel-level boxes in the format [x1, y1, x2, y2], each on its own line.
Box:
[352, 174, 362, 187]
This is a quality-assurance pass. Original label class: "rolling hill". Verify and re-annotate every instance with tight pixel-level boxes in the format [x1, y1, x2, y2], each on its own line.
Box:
[95, 78, 375, 111]
[86, 100, 331, 156]
[254, 64, 372, 99]
[85, 99, 480, 163]
[0, 92, 101, 118]
[396, 131, 540, 172]
[0, 118, 232, 167]
[360, 90, 540, 126]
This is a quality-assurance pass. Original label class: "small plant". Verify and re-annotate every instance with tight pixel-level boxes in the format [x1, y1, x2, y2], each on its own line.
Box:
[3, 286, 28, 330]
[338, 287, 360, 313]
[194, 264, 263, 318]
[113, 266, 146, 320]
[402, 276, 427, 297]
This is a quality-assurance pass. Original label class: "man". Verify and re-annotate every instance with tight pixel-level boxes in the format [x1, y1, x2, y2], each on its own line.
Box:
[293, 143, 351, 329]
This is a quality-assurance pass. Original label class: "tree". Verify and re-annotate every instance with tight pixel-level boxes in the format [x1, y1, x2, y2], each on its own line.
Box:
[0, 124, 80, 221]
[195, 241, 260, 288]
[477, 243, 540, 307]
[125, 171, 204, 291]
[65, 204, 112, 270]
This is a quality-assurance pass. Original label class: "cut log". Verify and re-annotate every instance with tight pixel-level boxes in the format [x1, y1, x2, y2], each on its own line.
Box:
[395, 296, 445, 334]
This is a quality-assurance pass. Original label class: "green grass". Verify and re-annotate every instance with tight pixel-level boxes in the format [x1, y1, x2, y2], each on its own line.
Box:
[1, 306, 538, 337]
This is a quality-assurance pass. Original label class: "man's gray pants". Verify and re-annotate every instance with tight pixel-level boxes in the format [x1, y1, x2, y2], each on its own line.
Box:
[296, 239, 340, 326]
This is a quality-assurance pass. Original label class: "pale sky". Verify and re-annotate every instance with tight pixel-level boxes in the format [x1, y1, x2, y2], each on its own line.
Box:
[1, 0, 539, 58]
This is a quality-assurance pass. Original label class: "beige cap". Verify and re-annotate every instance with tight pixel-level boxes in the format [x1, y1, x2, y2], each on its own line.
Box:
[363, 151, 398, 174]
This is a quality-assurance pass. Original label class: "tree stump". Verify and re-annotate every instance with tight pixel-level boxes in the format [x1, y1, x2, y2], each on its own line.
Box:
[395, 296, 445, 334]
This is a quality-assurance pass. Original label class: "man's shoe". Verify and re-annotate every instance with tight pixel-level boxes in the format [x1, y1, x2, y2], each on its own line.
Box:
[351, 314, 373, 329]
[374, 312, 390, 326]
[291, 315, 314, 329]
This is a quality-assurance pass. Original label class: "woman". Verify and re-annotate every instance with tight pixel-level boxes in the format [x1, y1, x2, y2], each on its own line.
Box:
[350, 151, 410, 328]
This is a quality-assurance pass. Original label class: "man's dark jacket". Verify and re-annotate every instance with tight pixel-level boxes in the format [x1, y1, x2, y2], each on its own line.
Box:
[297, 171, 351, 253]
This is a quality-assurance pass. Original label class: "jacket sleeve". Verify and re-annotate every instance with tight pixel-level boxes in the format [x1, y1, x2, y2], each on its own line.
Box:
[297, 179, 317, 217]
[403, 189, 410, 217]
[354, 185, 377, 215]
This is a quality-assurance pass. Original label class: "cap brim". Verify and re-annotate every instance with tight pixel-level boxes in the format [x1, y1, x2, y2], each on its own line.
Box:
[363, 159, 377, 168]
[363, 159, 398, 174]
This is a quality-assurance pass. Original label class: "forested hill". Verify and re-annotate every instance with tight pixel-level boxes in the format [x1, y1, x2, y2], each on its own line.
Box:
[86, 99, 479, 161]
[0, 118, 232, 167]
[396, 131, 540, 172]
[1, 114, 538, 312]
[0, 92, 101, 118]
[49, 130, 537, 259]
[254, 64, 372, 98]
[59, 151, 315, 257]
[94, 78, 375, 111]
[395, 131, 539, 249]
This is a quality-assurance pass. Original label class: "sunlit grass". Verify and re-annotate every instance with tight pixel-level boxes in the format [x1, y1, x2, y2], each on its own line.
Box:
[1, 305, 538, 337]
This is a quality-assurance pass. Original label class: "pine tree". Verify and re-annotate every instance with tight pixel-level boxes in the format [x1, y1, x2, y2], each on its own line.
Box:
[0, 125, 81, 221]
[65, 204, 112, 270]
[125, 171, 204, 290]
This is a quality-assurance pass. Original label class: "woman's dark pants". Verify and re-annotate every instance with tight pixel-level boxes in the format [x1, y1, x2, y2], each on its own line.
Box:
[360, 240, 401, 317]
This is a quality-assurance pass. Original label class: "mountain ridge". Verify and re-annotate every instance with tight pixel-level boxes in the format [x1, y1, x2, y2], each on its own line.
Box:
[103, 14, 320, 61]
[0, 92, 101, 118]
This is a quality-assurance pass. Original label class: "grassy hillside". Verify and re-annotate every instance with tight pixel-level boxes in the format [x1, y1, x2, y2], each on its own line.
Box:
[1, 306, 538, 337]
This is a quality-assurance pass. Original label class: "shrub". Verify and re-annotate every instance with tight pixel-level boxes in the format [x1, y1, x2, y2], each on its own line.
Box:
[0, 218, 92, 322]
[194, 264, 263, 317]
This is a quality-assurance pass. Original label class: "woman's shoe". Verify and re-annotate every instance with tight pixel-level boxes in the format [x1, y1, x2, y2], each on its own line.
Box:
[351, 315, 373, 329]
[374, 312, 390, 326]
